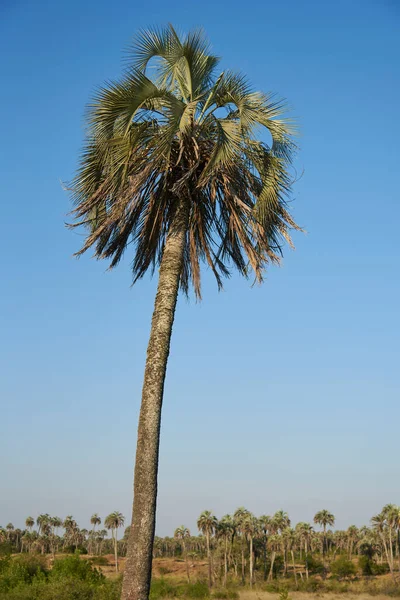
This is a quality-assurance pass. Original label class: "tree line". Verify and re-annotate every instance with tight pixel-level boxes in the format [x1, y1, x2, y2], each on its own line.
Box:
[2, 504, 400, 586]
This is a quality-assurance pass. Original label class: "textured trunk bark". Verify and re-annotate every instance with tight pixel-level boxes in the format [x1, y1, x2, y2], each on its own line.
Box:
[263, 535, 268, 581]
[291, 550, 297, 588]
[305, 542, 309, 580]
[121, 198, 189, 600]
[115, 530, 119, 573]
[184, 541, 190, 583]
[206, 531, 213, 588]
[249, 536, 253, 587]
[223, 537, 228, 587]
[268, 551, 276, 581]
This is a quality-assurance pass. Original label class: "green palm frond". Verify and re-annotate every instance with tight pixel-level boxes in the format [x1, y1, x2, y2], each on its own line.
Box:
[69, 25, 301, 298]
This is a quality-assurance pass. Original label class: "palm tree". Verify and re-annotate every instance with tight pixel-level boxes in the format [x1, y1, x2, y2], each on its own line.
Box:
[90, 514, 101, 555]
[69, 25, 299, 600]
[346, 525, 359, 559]
[25, 517, 34, 532]
[296, 522, 313, 579]
[5, 523, 14, 543]
[105, 511, 125, 572]
[218, 515, 235, 587]
[273, 510, 291, 575]
[283, 528, 298, 587]
[314, 510, 335, 558]
[242, 514, 258, 587]
[234, 507, 251, 584]
[258, 515, 271, 581]
[197, 511, 218, 587]
[174, 526, 191, 582]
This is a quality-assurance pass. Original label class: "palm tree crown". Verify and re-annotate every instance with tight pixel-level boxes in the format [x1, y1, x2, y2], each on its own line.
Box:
[197, 511, 218, 536]
[70, 25, 300, 298]
[314, 510, 335, 530]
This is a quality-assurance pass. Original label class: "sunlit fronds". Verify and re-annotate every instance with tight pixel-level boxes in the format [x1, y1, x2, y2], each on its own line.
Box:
[69, 25, 300, 298]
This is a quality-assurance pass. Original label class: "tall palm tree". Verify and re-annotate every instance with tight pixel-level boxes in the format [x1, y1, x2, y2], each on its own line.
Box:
[346, 525, 359, 559]
[218, 515, 235, 587]
[105, 511, 125, 572]
[242, 514, 258, 587]
[296, 522, 313, 579]
[36, 515, 49, 537]
[197, 510, 218, 587]
[234, 507, 251, 584]
[273, 510, 291, 575]
[258, 515, 271, 581]
[90, 514, 102, 555]
[25, 517, 34, 532]
[174, 526, 191, 582]
[69, 25, 299, 600]
[313, 510, 335, 558]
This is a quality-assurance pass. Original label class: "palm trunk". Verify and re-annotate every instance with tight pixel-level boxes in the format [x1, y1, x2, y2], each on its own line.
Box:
[206, 531, 213, 588]
[184, 541, 190, 583]
[263, 535, 268, 581]
[223, 537, 228, 587]
[241, 545, 245, 585]
[291, 550, 297, 588]
[121, 198, 189, 600]
[268, 551, 276, 581]
[305, 541, 309, 580]
[115, 529, 119, 573]
[249, 536, 253, 587]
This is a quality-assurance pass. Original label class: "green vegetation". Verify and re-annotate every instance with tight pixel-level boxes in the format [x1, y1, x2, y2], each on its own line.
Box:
[3, 503, 400, 599]
[0, 554, 121, 599]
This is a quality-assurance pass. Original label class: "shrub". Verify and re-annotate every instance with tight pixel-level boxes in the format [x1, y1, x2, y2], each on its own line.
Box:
[150, 577, 178, 599]
[50, 554, 104, 584]
[330, 556, 357, 579]
[371, 561, 390, 575]
[359, 555, 373, 575]
[13, 555, 48, 578]
[183, 581, 210, 598]
[305, 555, 324, 575]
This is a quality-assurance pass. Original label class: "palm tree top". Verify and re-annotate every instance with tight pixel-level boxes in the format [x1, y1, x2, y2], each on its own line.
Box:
[314, 509, 335, 528]
[197, 510, 218, 534]
[105, 511, 125, 529]
[174, 525, 190, 538]
[69, 24, 300, 299]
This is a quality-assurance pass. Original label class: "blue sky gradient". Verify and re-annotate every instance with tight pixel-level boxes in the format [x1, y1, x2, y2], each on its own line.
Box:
[1, 0, 399, 535]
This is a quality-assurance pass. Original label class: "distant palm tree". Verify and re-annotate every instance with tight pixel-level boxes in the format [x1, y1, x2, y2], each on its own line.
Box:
[234, 507, 251, 584]
[218, 515, 236, 587]
[258, 515, 271, 581]
[90, 514, 101, 555]
[296, 522, 313, 579]
[174, 526, 191, 582]
[197, 511, 218, 587]
[346, 525, 359, 559]
[6, 523, 14, 541]
[314, 510, 335, 557]
[105, 512, 125, 572]
[69, 24, 299, 600]
[242, 514, 258, 586]
[25, 517, 34, 532]
[283, 528, 298, 587]
[273, 510, 291, 574]
[51, 517, 63, 537]
[36, 514, 50, 537]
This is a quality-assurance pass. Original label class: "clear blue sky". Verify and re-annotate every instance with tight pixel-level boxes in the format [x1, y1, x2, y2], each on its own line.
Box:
[1, 0, 399, 536]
